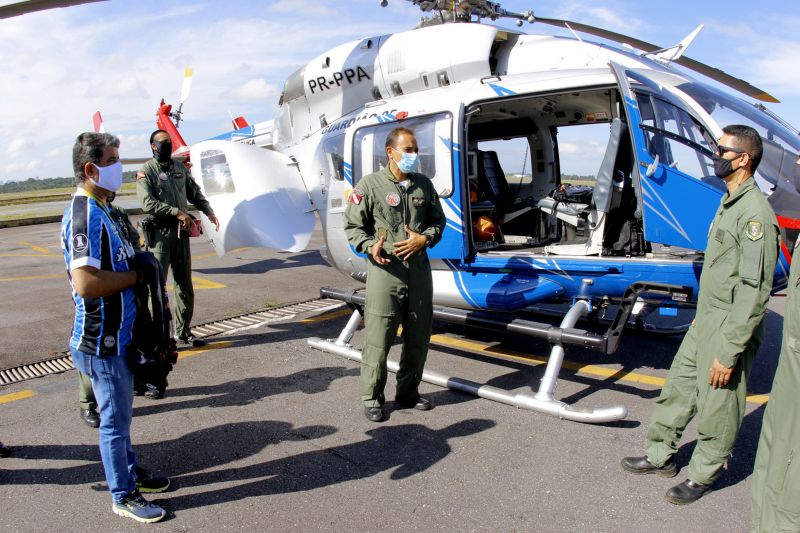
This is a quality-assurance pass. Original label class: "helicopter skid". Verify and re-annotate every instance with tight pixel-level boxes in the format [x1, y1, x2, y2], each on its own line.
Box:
[307, 298, 628, 424]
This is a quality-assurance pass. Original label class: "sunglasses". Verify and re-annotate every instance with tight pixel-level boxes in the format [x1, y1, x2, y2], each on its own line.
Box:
[716, 145, 747, 157]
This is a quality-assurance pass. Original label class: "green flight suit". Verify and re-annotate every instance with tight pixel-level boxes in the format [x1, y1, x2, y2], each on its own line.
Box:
[344, 166, 446, 407]
[137, 158, 214, 339]
[79, 202, 141, 411]
[751, 244, 800, 533]
[645, 177, 779, 486]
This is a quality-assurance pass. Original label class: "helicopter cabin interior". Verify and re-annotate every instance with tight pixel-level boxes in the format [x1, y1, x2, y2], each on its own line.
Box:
[464, 86, 642, 257]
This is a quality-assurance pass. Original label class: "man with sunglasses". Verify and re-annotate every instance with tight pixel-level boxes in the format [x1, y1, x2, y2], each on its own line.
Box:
[750, 153, 800, 532]
[622, 124, 779, 505]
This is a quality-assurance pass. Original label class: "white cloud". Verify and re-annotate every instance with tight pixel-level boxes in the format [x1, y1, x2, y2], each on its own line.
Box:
[225, 79, 278, 103]
[46, 146, 67, 158]
[5, 159, 40, 174]
[268, 0, 336, 17]
[8, 137, 34, 155]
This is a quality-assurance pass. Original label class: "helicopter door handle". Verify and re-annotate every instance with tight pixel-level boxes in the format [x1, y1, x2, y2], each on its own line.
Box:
[644, 154, 660, 177]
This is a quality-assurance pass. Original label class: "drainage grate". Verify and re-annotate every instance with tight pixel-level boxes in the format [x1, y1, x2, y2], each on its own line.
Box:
[0, 298, 345, 386]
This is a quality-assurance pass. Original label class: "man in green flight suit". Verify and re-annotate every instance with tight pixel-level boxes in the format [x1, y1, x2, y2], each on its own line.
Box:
[622, 125, 779, 504]
[750, 153, 800, 533]
[137, 130, 219, 349]
[344, 127, 446, 422]
[78, 192, 145, 423]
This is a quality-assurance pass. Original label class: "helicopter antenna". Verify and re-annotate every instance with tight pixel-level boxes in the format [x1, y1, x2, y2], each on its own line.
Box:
[382, 1, 534, 26]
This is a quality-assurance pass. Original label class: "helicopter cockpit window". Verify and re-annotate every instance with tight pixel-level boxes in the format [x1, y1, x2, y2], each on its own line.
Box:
[352, 112, 454, 197]
[635, 92, 716, 182]
[199, 149, 235, 196]
[322, 133, 345, 181]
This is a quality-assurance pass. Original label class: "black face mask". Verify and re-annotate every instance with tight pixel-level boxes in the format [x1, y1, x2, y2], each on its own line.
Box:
[712, 154, 735, 179]
[153, 141, 172, 163]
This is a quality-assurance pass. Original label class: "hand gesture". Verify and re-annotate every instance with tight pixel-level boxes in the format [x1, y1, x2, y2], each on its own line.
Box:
[393, 225, 426, 261]
[370, 234, 390, 265]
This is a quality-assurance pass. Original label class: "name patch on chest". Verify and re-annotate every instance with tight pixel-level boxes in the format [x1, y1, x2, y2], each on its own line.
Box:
[715, 228, 725, 243]
[412, 197, 426, 207]
[386, 192, 401, 207]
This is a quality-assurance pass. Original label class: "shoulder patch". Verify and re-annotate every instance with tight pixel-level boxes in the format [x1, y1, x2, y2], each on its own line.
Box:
[349, 188, 364, 205]
[746, 220, 763, 241]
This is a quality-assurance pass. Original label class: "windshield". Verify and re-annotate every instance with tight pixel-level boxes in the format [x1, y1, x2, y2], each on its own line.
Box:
[677, 81, 800, 151]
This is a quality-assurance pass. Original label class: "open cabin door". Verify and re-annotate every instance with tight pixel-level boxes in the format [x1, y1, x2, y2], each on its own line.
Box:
[610, 62, 723, 251]
[190, 140, 316, 255]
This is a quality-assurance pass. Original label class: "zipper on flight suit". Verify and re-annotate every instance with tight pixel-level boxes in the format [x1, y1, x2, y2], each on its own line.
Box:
[781, 449, 795, 490]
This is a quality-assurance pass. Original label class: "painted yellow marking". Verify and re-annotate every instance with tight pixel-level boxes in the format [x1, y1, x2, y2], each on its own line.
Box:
[0, 253, 61, 258]
[19, 241, 49, 254]
[166, 276, 226, 291]
[177, 340, 234, 360]
[301, 308, 353, 323]
[0, 273, 63, 282]
[0, 390, 36, 404]
[429, 334, 769, 405]
[746, 394, 769, 404]
[192, 247, 250, 261]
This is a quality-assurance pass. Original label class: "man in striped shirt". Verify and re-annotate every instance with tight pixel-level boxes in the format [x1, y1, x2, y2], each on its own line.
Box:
[61, 132, 169, 523]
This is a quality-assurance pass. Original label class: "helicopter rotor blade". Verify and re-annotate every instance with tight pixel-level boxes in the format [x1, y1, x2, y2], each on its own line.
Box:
[0, 0, 107, 19]
[533, 16, 779, 103]
[179, 67, 193, 105]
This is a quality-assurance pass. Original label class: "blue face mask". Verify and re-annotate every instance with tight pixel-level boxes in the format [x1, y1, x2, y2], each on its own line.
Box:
[92, 161, 123, 193]
[394, 152, 419, 174]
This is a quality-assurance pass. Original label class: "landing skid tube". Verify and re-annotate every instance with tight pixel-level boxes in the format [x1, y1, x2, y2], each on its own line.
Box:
[307, 285, 701, 423]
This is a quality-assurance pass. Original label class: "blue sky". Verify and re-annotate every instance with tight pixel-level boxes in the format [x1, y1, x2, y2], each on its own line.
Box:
[1, 0, 798, 181]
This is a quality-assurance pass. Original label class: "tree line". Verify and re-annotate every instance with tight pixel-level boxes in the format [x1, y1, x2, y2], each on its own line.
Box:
[0, 172, 139, 194]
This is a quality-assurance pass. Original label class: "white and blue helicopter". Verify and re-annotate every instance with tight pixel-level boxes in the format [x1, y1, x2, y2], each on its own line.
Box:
[178, 1, 800, 423]
[7, 0, 798, 423]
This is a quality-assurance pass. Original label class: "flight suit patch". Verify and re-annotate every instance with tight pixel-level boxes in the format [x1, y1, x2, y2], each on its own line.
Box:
[386, 192, 400, 207]
[158, 172, 168, 181]
[431, 192, 439, 205]
[412, 197, 426, 207]
[715, 228, 724, 242]
[746, 220, 763, 241]
[350, 188, 364, 205]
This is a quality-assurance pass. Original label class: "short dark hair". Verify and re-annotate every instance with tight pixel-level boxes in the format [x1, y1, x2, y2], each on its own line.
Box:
[723, 124, 763, 172]
[149, 129, 169, 144]
[385, 127, 415, 149]
[72, 132, 120, 184]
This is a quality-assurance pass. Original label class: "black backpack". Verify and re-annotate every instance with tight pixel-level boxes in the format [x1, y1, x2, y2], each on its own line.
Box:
[126, 252, 177, 391]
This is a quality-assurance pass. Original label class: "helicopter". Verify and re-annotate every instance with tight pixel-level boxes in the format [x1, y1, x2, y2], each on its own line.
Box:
[173, 1, 800, 423]
[7, 0, 799, 423]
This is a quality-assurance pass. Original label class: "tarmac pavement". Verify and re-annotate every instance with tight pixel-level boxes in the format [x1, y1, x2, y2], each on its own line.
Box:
[0, 221, 787, 532]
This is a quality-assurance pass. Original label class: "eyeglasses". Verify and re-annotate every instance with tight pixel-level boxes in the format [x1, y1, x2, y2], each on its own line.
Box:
[716, 145, 747, 157]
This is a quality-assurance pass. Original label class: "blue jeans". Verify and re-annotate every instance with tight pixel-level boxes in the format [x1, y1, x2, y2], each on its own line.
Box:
[70, 349, 137, 503]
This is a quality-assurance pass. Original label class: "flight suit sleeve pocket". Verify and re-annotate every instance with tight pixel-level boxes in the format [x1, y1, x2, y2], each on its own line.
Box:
[740, 236, 764, 287]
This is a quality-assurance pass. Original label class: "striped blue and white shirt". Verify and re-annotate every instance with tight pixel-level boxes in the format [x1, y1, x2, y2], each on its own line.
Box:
[60, 190, 136, 356]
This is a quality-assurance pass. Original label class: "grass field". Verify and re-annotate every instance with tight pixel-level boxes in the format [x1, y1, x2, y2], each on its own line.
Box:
[0, 182, 137, 206]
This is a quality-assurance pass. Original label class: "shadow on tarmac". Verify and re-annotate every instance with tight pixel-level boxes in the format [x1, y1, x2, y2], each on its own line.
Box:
[132, 366, 359, 418]
[1, 420, 337, 488]
[1, 418, 496, 514]
[166, 418, 495, 512]
[193, 251, 327, 276]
